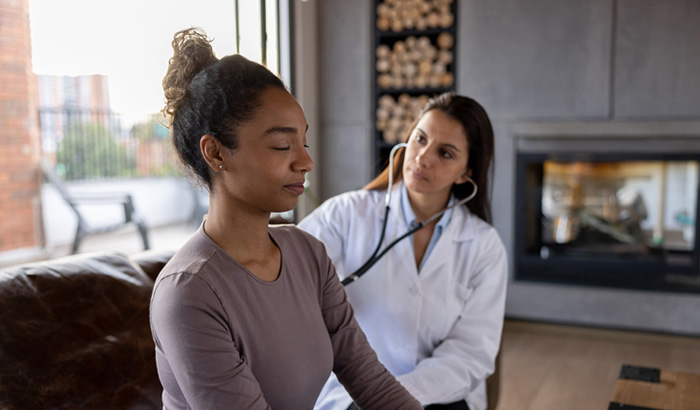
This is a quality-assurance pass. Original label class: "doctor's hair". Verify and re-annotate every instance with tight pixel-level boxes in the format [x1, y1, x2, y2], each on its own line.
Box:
[162, 27, 286, 190]
[365, 92, 495, 223]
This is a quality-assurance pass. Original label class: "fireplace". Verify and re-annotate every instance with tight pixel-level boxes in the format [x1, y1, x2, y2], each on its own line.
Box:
[492, 122, 700, 334]
[515, 151, 700, 292]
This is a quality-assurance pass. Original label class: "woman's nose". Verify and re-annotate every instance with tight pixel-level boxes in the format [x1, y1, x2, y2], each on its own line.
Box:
[294, 145, 314, 173]
[415, 147, 431, 168]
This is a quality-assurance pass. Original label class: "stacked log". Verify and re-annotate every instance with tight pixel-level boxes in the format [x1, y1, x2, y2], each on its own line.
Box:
[376, 33, 454, 90]
[376, 93, 430, 143]
[376, 0, 455, 32]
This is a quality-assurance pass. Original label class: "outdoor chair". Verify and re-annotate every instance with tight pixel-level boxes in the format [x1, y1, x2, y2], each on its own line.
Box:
[40, 160, 150, 254]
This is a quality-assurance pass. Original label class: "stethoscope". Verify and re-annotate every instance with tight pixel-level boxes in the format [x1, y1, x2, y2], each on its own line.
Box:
[341, 142, 478, 286]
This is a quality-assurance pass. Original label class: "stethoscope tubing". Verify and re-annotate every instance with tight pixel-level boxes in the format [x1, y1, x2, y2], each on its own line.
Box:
[341, 214, 423, 285]
[341, 142, 477, 286]
[342, 143, 405, 286]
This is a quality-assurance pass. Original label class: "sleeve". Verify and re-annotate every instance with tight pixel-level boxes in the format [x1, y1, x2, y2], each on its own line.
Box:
[396, 229, 508, 405]
[150, 273, 271, 409]
[315, 242, 422, 410]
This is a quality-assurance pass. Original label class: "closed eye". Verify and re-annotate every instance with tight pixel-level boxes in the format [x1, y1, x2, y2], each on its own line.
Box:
[273, 144, 309, 151]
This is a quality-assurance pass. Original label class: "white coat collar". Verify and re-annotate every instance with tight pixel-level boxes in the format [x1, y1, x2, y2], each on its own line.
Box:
[384, 181, 476, 243]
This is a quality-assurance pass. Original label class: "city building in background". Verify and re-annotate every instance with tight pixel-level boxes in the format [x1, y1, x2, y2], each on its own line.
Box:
[37, 73, 176, 181]
[37, 74, 110, 158]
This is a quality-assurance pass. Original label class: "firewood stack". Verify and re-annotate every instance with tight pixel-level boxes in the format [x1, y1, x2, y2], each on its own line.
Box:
[376, 0, 455, 32]
[376, 34, 454, 90]
[376, 93, 430, 144]
[374, 0, 456, 146]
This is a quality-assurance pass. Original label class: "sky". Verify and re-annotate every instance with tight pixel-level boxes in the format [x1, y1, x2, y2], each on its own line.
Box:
[29, 0, 272, 123]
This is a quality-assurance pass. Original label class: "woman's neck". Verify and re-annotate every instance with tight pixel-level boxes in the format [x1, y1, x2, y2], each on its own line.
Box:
[407, 189, 451, 223]
[204, 194, 275, 262]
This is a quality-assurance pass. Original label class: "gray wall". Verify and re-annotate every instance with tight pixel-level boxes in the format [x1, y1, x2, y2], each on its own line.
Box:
[317, 0, 374, 198]
[314, 0, 700, 335]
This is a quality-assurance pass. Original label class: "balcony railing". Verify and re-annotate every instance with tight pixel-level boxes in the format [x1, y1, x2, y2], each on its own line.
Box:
[39, 108, 180, 181]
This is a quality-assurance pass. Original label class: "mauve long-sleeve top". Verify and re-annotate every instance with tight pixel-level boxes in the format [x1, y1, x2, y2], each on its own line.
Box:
[150, 224, 421, 410]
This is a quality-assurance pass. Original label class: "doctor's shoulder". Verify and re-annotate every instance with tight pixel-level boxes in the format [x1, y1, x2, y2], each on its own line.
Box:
[302, 189, 385, 225]
[462, 210, 506, 249]
[338, 188, 385, 215]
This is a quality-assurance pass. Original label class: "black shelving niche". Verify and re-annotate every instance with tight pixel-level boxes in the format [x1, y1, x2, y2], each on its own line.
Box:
[372, 0, 458, 175]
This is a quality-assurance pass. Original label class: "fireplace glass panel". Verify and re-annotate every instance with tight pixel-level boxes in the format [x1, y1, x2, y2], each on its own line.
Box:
[515, 153, 700, 293]
[541, 160, 698, 256]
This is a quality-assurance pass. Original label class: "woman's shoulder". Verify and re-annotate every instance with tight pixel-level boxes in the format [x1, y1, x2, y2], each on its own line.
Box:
[269, 225, 335, 278]
[153, 230, 222, 289]
[456, 208, 505, 247]
[467, 211, 496, 232]
[270, 224, 325, 252]
[159, 230, 215, 275]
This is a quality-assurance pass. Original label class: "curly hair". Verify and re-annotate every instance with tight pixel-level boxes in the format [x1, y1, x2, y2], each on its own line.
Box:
[162, 28, 217, 119]
[162, 27, 286, 190]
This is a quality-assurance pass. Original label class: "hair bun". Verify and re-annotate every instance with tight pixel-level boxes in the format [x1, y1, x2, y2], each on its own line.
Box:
[162, 27, 217, 119]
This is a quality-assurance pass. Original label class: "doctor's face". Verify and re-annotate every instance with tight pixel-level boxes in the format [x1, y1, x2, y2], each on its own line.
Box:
[402, 109, 470, 201]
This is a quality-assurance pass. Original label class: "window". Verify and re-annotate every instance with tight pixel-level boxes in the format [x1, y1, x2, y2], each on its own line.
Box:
[29, 0, 285, 180]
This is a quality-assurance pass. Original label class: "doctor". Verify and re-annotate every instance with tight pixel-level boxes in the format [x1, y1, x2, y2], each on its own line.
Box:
[299, 92, 507, 410]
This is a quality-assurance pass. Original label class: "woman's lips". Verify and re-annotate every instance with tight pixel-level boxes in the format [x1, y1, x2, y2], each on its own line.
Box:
[409, 169, 428, 182]
[284, 183, 305, 195]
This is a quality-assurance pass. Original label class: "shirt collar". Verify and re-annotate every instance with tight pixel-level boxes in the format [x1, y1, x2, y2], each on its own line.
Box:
[400, 183, 455, 232]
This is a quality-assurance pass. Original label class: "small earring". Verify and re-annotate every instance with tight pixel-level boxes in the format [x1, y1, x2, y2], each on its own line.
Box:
[218, 165, 223, 169]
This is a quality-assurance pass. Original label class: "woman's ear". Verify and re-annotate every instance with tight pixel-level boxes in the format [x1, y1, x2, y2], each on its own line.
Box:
[455, 168, 472, 185]
[200, 134, 226, 171]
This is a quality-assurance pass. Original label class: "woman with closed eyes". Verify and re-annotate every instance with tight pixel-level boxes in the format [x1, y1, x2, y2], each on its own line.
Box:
[149, 27, 422, 410]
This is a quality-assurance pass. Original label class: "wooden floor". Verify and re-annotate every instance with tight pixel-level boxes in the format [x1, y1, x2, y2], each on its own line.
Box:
[495, 319, 700, 410]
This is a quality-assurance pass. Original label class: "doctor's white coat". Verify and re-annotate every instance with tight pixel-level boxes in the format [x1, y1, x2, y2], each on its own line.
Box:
[298, 183, 508, 410]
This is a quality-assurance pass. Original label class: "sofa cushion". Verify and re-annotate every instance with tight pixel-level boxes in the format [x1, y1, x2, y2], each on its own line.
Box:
[0, 251, 161, 410]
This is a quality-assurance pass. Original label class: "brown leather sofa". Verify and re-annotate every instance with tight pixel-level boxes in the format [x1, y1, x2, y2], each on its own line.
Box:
[0, 249, 173, 410]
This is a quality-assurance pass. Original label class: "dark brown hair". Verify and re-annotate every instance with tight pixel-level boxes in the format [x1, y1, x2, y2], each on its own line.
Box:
[365, 92, 495, 223]
[162, 27, 286, 189]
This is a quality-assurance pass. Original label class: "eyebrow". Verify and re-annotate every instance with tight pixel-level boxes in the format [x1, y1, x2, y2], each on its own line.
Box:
[415, 127, 462, 152]
[263, 124, 309, 136]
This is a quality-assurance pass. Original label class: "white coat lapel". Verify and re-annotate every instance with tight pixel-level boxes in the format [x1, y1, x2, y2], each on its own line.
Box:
[386, 182, 420, 279]
[419, 204, 474, 278]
